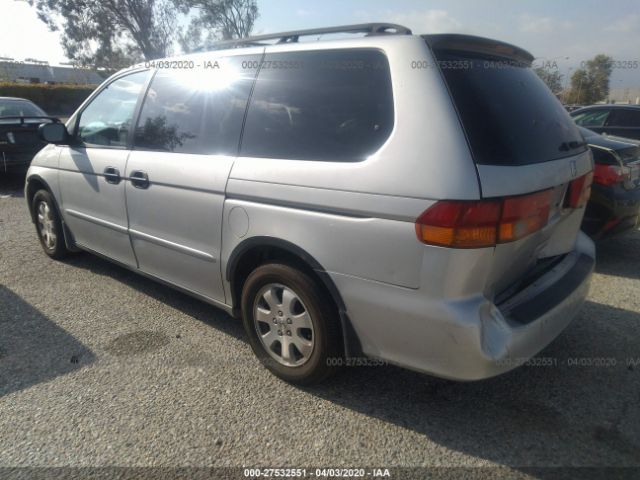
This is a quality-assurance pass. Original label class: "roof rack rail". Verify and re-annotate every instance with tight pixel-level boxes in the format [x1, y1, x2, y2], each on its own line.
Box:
[203, 23, 412, 50]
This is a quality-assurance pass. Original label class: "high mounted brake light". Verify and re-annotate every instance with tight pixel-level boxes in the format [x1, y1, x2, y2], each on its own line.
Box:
[415, 189, 554, 248]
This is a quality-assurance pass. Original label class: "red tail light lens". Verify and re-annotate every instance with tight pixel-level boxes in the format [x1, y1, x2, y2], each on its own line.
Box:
[416, 190, 553, 248]
[415, 200, 501, 248]
[593, 164, 628, 186]
[567, 171, 593, 208]
[499, 189, 553, 242]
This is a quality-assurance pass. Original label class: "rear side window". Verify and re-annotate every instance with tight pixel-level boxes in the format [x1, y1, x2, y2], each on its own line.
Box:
[434, 51, 587, 165]
[607, 109, 640, 127]
[241, 49, 394, 162]
[134, 56, 259, 155]
[573, 109, 611, 127]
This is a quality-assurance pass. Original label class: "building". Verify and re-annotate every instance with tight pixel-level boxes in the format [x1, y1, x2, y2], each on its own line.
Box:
[0, 61, 104, 85]
[607, 88, 640, 105]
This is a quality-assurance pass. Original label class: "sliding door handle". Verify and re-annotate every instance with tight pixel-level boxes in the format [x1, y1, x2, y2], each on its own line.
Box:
[103, 166, 121, 184]
[130, 170, 149, 189]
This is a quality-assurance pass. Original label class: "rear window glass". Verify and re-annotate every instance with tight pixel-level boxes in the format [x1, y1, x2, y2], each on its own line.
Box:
[0, 100, 46, 118]
[240, 49, 394, 162]
[433, 51, 587, 165]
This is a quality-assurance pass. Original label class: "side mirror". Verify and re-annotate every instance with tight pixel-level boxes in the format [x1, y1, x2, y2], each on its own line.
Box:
[39, 122, 69, 144]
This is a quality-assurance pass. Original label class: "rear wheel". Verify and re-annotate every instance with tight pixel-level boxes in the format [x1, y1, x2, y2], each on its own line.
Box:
[32, 190, 70, 259]
[241, 263, 342, 384]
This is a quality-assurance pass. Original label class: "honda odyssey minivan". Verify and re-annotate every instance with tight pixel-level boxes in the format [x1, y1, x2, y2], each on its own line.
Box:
[26, 23, 595, 384]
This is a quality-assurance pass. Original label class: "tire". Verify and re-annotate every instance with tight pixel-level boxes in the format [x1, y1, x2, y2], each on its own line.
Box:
[241, 263, 343, 384]
[32, 189, 70, 259]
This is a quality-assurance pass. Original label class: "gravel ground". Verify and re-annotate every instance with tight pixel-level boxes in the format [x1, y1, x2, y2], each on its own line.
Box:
[1, 172, 639, 476]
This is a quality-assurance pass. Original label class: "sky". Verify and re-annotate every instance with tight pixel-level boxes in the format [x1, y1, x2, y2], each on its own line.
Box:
[1, 0, 639, 87]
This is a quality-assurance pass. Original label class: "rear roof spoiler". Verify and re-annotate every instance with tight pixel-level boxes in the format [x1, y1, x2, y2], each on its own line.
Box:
[423, 34, 534, 66]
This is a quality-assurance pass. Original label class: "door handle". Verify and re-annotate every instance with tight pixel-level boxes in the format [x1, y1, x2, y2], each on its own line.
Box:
[130, 170, 150, 189]
[103, 166, 121, 184]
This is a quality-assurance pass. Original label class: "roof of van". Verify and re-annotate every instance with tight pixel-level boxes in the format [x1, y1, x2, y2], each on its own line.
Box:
[132, 24, 534, 68]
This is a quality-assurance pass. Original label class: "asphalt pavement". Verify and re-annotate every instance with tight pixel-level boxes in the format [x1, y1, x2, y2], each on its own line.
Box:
[1, 172, 639, 477]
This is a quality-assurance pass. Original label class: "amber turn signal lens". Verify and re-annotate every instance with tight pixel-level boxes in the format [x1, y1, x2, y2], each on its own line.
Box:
[415, 200, 500, 248]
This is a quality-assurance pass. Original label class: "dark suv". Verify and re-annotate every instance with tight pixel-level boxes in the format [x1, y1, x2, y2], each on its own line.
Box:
[571, 105, 640, 140]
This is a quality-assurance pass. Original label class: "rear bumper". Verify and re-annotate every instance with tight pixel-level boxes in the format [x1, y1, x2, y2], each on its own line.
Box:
[332, 232, 595, 381]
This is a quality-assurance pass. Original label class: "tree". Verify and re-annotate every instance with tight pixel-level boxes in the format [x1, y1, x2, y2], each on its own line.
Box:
[29, 0, 184, 69]
[533, 67, 563, 94]
[181, 0, 259, 52]
[565, 54, 613, 104]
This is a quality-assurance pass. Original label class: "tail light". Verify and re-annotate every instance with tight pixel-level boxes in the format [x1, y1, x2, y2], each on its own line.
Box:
[416, 189, 553, 248]
[499, 189, 553, 242]
[415, 200, 501, 248]
[567, 171, 593, 208]
[593, 164, 630, 186]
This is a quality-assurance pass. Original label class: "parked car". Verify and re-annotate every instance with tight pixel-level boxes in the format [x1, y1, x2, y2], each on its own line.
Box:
[571, 105, 640, 140]
[26, 24, 595, 384]
[578, 127, 640, 238]
[0, 97, 58, 173]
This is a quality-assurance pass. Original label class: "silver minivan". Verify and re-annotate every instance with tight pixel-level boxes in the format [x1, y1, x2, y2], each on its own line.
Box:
[26, 24, 595, 384]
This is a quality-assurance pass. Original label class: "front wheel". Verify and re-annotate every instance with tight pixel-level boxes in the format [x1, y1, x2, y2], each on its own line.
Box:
[32, 190, 70, 259]
[241, 263, 343, 384]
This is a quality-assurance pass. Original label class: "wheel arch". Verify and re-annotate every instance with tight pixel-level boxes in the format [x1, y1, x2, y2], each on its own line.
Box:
[225, 236, 361, 358]
[25, 174, 77, 250]
[25, 174, 51, 223]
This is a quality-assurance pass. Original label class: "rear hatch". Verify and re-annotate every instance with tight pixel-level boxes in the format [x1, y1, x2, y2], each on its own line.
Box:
[425, 34, 593, 297]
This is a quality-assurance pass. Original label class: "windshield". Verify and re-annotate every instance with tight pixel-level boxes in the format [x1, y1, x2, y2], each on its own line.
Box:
[433, 51, 587, 166]
[0, 99, 47, 118]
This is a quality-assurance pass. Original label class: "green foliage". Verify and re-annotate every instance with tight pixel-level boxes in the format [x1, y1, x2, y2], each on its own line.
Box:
[28, 0, 261, 63]
[533, 67, 564, 94]
[565, 54, 614, 104]
[181, 0, 259, 51]
[28, 0, 183, 67]
[0, 82, 95, 116]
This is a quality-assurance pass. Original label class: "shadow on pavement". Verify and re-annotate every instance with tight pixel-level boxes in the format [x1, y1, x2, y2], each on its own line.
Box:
[595, 228, 640, 281]
[0, 172, 26, 198]
[0, 285, 95, 397]
[64, 254, 246, 342]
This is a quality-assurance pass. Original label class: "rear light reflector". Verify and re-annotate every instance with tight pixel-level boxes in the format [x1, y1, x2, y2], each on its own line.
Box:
[416, 189, 553, 248]
[567, 171, 593, 208]
[593, 164, 629, 187]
